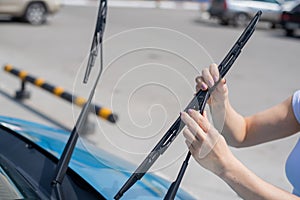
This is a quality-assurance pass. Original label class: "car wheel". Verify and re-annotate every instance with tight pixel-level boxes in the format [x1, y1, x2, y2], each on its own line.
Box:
[24, 2, 47, 25]
[285, 29, 294, 37]
[270, 23, 276, 29]
[233, 13, 249, 27]
[219, 19, 229, 26]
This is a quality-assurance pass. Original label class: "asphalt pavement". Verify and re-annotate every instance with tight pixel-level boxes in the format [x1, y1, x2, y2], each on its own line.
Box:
[0, 3, 300, 200]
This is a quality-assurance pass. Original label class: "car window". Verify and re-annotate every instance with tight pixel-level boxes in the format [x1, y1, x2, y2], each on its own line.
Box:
[253, 0, 280, 4]
[292, 4, 300, 12]
[0, 166, 24, 199]
[212, 0, 225, 3]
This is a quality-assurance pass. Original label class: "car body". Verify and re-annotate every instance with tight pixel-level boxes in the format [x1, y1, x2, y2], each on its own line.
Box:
[0, 115, 195, 199]
[208, 0, 282, 27]
[281, 0, 300, 36]
[0, 0, 61, 25]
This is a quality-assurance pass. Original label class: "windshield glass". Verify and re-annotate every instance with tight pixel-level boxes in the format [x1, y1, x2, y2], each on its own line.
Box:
[0, 166, 24, 199]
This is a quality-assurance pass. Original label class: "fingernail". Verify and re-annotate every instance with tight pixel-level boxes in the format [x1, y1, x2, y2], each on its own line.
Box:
[201, 83, 207, 90]
[213, 75, 219, 82]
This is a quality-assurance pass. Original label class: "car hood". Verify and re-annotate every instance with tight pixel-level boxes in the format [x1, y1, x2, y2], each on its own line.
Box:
[0, 116, 195, 200]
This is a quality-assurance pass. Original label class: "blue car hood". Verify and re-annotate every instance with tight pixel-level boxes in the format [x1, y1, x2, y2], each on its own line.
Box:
[0, 116, 195, 200]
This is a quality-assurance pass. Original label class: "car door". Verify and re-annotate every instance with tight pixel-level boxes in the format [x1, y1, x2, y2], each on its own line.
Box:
[290, 4, 300, 23]
[0, 0, 24, 15]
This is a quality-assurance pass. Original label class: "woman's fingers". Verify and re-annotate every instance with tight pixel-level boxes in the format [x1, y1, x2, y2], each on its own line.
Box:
[195, 76, 208, 92]
[187, 109, 210, 133]
[202, 68, 215, 88]
[183, 128, 195, 144]
[181, 111, 206, 141]
[183, 128, 203, 149]
[181, 109, 232, 176]
[201, 63, 220, 87]
[195, 63, 223, 94]
[209, 63, 219, 82]
[181, 109, 222, 159]
[181, 110, 208, 157]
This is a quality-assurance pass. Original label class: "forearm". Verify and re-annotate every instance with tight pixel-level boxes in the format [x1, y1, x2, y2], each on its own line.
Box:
[220, 155, 300, 200]
[211, 95, 300, 147]
[210, 98, 247, 147]
[222, 96, 300, 147]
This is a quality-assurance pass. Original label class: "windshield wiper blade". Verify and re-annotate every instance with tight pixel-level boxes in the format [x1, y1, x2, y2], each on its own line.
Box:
[51, 1, 107, 199]
[115, 10, 262, 200]
[83, 0, 107, 84]
[164, 10, 262, 200]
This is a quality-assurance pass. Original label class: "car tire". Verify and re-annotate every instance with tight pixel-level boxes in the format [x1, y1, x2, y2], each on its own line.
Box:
[285, 29, 294, 37]
[219, 19, 229, 26]
[233, 13, 249, 27]
[270, 23, 277, 29]
[24, 2, 47, 25]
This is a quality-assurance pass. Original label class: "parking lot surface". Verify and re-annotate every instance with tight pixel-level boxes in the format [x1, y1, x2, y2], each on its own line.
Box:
[0, 4, 299, 199]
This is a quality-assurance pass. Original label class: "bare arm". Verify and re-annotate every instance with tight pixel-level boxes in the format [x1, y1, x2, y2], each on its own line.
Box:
[221, 95, 300, 147]
[221, 152, 300, 200]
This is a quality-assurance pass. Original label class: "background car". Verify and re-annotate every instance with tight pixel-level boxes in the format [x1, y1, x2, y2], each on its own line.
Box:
[208, 0, 283, 27]
[281, 0, 300, 36]
[0, 0, 61, 25]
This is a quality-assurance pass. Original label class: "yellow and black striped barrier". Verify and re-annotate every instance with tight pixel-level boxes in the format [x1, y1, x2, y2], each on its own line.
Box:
[4, 64, 117, 123]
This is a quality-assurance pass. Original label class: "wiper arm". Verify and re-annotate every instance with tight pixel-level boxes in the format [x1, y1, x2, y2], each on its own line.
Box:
[51, 1, 107, 199]
[115, 10, 262, 200]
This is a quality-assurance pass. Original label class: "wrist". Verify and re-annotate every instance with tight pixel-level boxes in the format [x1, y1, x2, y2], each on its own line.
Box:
[209, 98, 230, 132]
[210, 96, 229, 107]
[205, 135, 238, 177]
[216, 151, 239, 178]
[217, 155, 243, 182]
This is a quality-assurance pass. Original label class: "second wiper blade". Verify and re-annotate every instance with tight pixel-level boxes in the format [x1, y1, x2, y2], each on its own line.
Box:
[114, 10, 262, 200]
[83, 0, 107, 84]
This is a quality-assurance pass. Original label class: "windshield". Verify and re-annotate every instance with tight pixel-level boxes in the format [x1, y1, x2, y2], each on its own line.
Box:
[0, 166, 24, 199]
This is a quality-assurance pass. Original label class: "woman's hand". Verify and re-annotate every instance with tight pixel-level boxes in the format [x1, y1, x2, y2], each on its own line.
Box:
[196, 63, 228, 105]
[181, 109, 234, 176]
[181, 109, 300, 200]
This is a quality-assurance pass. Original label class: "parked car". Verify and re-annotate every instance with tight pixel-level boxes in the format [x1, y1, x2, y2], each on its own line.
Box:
[281, 0, 300, 36]
[208, 0, 282, 27]
[0, 116, 196, 199]
[0, 0, 61, 25]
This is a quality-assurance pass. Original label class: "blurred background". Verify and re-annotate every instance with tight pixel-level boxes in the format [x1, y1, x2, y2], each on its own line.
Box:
[0, 0, 300, 199]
